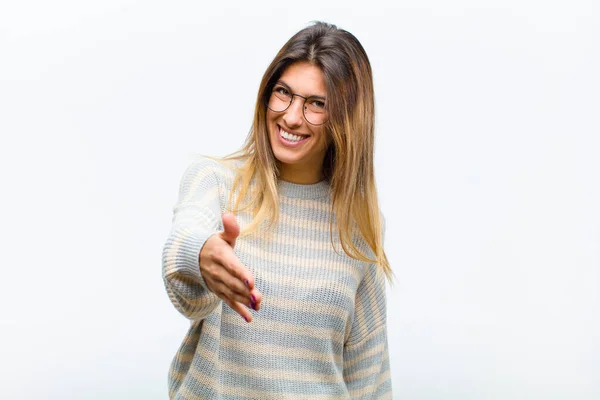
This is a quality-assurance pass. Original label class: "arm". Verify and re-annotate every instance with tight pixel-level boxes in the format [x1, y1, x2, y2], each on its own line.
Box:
[343, 263, 392, 399]
[162, 158, 223, 321]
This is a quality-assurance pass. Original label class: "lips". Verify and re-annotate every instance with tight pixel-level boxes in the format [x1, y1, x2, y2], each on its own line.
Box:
[278, 125, 309, 141]
[276, 125, 310, 147]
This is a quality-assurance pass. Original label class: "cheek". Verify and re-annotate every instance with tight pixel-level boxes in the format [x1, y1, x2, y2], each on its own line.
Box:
[315, 128, 329, 147]
[266, 110, 278, 126]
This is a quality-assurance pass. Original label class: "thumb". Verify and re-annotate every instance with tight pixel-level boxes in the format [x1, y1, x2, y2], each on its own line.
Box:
[219, 213, 240, 248]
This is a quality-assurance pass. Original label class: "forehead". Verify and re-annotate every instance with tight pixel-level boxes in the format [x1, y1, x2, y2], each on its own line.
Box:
[278, 62, 326, 97]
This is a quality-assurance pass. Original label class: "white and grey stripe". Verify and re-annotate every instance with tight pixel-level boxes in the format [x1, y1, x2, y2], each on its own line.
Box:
[162, 156, 391, 399]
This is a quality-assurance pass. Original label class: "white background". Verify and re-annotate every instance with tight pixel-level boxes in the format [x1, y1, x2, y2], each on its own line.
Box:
[1, 1, 598, 399]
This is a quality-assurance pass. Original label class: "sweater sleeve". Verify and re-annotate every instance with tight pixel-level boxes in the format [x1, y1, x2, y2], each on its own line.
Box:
[343, 262, 392, 399]
[162, 158, 224, 321]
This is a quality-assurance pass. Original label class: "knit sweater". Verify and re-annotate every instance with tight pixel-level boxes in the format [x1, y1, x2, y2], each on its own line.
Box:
[162, 156, 392, 399]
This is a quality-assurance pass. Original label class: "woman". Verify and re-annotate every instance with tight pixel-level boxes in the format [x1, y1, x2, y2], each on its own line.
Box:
[162, 21, 392, 399]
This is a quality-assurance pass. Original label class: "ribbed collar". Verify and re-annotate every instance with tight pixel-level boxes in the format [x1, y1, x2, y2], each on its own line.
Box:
[277, 179, 330, 199]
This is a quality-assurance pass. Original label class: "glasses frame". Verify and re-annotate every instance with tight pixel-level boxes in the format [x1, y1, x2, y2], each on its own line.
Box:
[266, 85, 328, 126]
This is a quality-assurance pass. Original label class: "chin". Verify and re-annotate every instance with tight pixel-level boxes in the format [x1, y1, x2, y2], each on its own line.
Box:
[271, 145, 303, 166]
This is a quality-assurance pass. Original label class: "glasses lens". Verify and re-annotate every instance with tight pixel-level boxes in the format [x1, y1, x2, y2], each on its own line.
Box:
[304, 98, 327, 125]
[268, 86, 292, 112]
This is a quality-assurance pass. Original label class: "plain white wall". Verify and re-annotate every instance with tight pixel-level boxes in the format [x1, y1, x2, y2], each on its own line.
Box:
[1, 1, 598, 399]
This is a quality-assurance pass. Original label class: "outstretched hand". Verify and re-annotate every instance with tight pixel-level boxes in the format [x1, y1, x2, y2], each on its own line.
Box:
[199, 213, 262, 322]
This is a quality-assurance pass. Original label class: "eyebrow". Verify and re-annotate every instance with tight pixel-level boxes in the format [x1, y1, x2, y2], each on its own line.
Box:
[275, 80, 327, 100]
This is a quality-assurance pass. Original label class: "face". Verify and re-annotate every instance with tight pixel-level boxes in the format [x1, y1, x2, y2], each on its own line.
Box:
[266, 61, 331, 184]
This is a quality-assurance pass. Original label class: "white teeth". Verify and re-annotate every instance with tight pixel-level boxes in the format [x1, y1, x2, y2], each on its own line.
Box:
[280, 128, 304, 142]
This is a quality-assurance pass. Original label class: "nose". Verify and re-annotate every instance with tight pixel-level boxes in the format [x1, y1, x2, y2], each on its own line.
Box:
[282, 95, 304, 128]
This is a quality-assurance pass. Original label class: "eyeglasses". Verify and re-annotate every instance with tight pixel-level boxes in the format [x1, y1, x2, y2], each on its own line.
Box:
[267, 83, 328, 126]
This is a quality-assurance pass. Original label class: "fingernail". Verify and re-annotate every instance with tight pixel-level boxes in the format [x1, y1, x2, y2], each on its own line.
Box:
[251, 294, 256, 303]
[250, 301, 257, 311]
[243, 315, 249, 323]
[244, 280, 249, 288]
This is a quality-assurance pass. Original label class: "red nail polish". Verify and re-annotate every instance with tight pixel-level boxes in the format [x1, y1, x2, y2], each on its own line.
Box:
[244, 280, 249, 288]
[251, 294, 256, 303]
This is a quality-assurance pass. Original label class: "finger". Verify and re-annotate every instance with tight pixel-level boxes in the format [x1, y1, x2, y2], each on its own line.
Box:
[213, 275, 259, 310]
[229, 275, 262, 311]
[213, 248, 256, 289]
[219, 213, 240, 248]
[222, 296, 253, 323]
[214, 272, 249, 299]
[248, 289, 262, 311]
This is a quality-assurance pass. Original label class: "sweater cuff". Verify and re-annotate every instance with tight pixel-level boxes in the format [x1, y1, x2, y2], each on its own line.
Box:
[174, 227, 218, 290]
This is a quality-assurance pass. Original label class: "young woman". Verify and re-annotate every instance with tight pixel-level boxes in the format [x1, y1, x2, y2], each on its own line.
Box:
[162, 21, 392, 399]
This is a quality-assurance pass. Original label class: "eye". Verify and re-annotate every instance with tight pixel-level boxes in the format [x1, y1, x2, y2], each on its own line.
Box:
[313, 100, 326, 109]
[307, 98, 326, 110]
[274, 86, 290, 96]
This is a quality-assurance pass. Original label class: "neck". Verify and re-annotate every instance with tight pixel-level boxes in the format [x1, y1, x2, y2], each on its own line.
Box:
[279, 163, 324, 184]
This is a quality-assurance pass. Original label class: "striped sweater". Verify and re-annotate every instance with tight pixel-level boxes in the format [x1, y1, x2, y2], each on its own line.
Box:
[162, 156, 392, 399]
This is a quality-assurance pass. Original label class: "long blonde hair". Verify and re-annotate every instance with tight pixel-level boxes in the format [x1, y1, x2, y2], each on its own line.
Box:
[222, 21, 391, 280]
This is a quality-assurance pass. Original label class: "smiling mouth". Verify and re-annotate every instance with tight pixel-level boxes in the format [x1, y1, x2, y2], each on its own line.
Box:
[278, 125, 309, 143]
